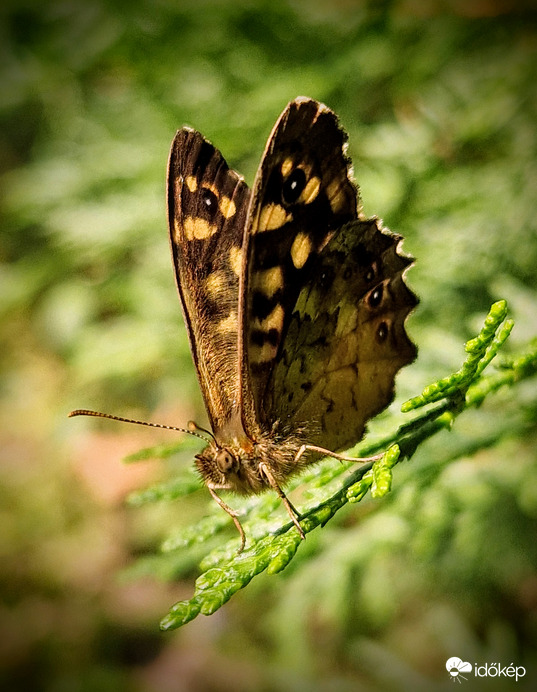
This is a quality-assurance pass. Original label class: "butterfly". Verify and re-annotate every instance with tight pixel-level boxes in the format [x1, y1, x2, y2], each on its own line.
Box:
[71, 97, 417, 550]
[166, 97, 416, 547]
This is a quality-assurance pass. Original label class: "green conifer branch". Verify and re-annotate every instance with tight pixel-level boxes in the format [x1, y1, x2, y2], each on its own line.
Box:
[123, 301, 536, 630]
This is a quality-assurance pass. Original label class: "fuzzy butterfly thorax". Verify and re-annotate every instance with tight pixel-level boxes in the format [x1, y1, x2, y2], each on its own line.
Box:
[194, 420, 311, 495]
[165, 96, 417, 547]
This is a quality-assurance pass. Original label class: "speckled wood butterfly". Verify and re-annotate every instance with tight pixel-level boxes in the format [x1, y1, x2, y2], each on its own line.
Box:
[71, 97, 417, 550]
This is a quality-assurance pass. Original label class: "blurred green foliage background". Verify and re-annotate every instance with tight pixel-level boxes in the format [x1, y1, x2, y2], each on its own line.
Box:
[1, 0, 537, 690]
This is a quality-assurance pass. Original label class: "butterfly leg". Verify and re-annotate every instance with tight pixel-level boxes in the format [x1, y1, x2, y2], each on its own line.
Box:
[295, 444, 383, 465]
[207, 486, 246, 552]
[259, 462, 306, 541]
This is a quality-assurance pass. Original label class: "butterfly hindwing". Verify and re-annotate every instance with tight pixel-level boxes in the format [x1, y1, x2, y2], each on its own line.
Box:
[267, 218, 418, 451]
[167, 128, 250, 432]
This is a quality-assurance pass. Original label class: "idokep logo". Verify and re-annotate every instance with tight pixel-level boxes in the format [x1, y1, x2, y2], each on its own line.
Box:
[445, 657, 527, 683]
[446, 657, 472, 683]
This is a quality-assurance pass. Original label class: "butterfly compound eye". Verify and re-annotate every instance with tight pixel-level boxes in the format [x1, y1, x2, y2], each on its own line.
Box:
[215, 448, 237, 473]
[282, 167, 307, 205]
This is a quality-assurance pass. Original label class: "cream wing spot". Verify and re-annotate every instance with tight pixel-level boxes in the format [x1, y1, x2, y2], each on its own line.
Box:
[250, 341, 278, 364]
[219, 195, 236, 219]
[281, 157, 295, 177]
[184, 217, 218, 240]
[185, 175, 197, 192]
[258, 204, 293, 232]
[205, 270, 228, 297]
[299, 176, 321, 204]
[291, 232, 312, 269]
[218, 312, 238, 333]
[252, 266, 284, 298]
[325, 176, 350, 214]
[229, 246, 242, 276]
[254, 303, 284, 333]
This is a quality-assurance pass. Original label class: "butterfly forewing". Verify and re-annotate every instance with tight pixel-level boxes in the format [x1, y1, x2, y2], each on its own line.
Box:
[167, 128, 250, 432]
[239, 98, 359, 434]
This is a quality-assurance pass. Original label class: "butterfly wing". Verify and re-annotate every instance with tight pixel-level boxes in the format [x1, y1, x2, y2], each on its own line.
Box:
[238, 98, 358, 434]
[167, 128, 249, 432]
[168, 101, 416, 459]
[267, 217, 418, 451]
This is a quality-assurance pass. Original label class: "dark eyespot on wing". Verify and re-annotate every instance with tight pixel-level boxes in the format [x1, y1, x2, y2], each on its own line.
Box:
[201, 187, 218, 211]
[282, 168, 307, 205]
[376, 321, 389, 342]
[368, 285, 383, 308]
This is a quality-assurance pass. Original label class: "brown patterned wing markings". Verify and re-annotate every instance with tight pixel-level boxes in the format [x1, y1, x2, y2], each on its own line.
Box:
[266, 218, 417, 452]
[239, 98, 359, 433]
[167, 128, 250, 432]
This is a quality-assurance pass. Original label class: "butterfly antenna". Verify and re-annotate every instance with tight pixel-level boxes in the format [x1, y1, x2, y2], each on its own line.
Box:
[187, 420, 217, 445]
[68, 409, 210, 443]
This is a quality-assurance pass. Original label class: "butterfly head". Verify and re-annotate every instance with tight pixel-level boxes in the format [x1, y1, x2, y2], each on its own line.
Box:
[194, 423, 311, 496]
[195, 439, 265, 494]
